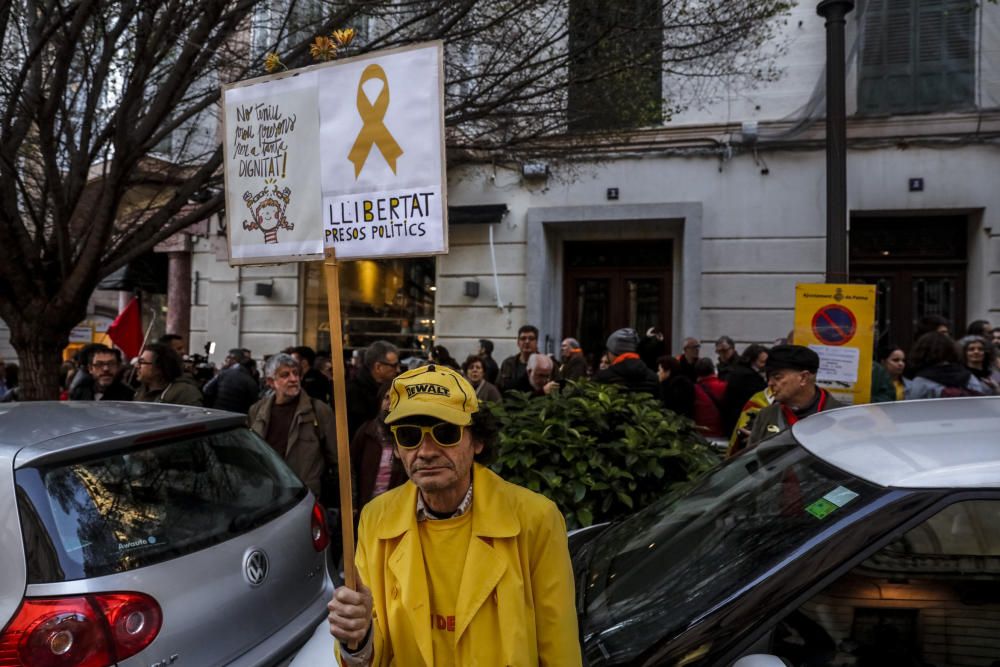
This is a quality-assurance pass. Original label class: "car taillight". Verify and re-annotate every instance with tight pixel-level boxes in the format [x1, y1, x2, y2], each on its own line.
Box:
[0, 593, 161, 667]
[311, 500, 330, 552]
[91, 593, 162, 659]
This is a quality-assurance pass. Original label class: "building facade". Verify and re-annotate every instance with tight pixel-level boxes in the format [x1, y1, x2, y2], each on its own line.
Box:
[101, 1, 1000, 369]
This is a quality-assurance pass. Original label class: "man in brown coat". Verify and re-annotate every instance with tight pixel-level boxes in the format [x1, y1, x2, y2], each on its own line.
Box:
[248, 352, 338, 498]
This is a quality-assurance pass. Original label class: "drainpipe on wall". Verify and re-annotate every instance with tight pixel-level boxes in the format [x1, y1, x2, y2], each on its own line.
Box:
[233, 266, 243, 350]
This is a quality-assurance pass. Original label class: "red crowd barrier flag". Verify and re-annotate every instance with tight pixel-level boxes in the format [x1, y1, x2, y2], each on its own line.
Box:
[107, 297, 143, 360]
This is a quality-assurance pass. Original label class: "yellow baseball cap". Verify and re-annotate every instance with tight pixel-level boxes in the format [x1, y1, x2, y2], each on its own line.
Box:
[385, 364, 479, 426]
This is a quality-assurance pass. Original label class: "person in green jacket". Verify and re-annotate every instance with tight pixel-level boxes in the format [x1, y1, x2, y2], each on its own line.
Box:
[133, 342, 203, 406]
[327, 364, 581, 666]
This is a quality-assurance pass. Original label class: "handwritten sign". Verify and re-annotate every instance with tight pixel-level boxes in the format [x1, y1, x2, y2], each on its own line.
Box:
[223, 72, 323, 264]
[222, 43, 446, 265]
[318, 43, 446, 259]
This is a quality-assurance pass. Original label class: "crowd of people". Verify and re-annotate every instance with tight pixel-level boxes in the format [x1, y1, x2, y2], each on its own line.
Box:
[18, 314, 997, 493]
[8, 316, 996, 664]
[0, 313, 987, 519]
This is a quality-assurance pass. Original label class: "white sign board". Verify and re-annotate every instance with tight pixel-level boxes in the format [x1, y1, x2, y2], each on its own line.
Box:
[223, 72, 323, 264]
[69, 325, 94, 344]
[809, 344, 860, 386]
[221, 43, 446, 265]
[319, 44, 447, 259]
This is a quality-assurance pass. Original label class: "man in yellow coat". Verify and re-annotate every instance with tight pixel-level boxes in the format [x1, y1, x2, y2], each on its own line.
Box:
[328, 364, 581, 666]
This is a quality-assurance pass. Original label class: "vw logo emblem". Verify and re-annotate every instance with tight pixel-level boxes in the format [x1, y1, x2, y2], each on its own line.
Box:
[243, 549, 269, 587]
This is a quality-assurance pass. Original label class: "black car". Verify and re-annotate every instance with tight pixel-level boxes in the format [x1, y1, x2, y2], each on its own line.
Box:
[573, 397, 1000, 666]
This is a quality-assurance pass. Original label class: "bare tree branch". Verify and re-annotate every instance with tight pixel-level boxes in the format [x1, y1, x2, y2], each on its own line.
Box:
[0, 0, 792, 398]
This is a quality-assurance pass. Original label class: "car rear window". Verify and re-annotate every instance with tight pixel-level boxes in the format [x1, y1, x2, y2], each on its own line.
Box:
[16, 427, 307, 583]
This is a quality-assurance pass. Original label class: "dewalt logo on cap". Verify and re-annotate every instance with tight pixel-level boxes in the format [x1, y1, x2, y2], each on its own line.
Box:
[386, 364, 478, 426]
[405, 383, 450, 399]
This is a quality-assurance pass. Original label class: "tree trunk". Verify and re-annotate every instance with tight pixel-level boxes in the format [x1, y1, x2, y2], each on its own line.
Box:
[8, 319, 72, 401]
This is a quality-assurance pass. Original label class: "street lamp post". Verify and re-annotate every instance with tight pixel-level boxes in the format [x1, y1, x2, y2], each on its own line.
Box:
[817, 0, 855, 283]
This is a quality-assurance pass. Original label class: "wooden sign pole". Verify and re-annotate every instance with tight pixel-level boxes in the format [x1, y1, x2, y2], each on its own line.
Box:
[322, 248, 358, 594]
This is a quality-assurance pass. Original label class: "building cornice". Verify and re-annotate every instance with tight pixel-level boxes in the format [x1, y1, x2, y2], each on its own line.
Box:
[448, 109, 1000, 164]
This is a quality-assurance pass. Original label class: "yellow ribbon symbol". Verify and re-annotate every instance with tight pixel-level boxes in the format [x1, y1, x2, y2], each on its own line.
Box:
[347, 64, 403, 179]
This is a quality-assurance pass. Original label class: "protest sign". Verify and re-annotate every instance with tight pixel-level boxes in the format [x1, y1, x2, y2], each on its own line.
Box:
[319, 43, 447, 258]
[222, 43, 447, 265]
[223, 72, 324, 264]
[221, 42, 446, 596]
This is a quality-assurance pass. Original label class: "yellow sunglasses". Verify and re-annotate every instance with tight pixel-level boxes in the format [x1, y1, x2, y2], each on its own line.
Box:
[390, 422, 465, 449]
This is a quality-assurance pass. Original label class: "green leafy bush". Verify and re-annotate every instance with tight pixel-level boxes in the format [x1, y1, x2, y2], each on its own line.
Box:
[490, 380, 720, 529]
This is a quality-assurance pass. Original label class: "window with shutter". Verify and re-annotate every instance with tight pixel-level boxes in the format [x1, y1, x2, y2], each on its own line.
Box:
[567, 0, 663, 131]
[858, 0, 975, 115]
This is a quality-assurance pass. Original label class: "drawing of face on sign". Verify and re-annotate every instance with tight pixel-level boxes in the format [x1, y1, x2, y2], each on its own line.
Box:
[242, 186, 294, 244]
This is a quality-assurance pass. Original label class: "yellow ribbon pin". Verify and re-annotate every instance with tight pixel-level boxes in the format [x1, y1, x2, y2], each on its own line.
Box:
[347, 64, 403, 178]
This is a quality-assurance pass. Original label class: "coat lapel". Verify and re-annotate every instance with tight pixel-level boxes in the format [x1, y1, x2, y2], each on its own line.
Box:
[453, 535, 506, 640]
[454, 466, 520, 642]
[382, 486, 434, 667]
[285, 393, 312, 456]
[249, 395, 272, 438]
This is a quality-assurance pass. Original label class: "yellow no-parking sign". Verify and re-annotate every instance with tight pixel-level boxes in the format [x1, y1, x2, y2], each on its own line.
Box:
[793, 284, 877, 405]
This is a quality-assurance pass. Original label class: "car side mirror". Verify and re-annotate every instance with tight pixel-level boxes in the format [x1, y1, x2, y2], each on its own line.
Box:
[732, 656, 790, 667]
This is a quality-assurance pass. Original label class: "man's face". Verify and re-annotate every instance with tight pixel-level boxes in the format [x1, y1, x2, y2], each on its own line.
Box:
[89, 353, 119, 389]
[754, 351, 768, 371]
[528, 363, 552, 390]
[767, 368, 810, 404]
[291, 352, 309, 374]
[683, 339, 700, 362]
[560, 339, 572, 359]
[136, 350, 158, 385]
[268, 364, 301, 403]
[371, 352, 400, 383]
[169, 339, 185, 357]
[517, 331, 538, 356]
[395, 418, 483, 497]
[715, 342, 734, 363]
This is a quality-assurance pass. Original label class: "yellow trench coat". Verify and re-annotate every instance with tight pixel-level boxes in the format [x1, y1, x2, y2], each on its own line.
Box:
[339, 464, 582, 666]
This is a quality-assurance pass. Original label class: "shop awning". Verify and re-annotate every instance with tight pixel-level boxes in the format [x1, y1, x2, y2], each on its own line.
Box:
[96, 251, 169, 293]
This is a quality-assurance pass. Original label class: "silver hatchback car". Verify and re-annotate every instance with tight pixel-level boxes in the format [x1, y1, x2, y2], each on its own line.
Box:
[0, 401, 333, 666]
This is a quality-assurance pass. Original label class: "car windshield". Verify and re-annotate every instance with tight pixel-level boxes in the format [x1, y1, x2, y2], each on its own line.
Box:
[16, 427, 306, 583]
[578, 431, 886, 664]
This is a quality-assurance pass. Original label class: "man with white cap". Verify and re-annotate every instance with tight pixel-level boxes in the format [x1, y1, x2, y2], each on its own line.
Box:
[326, 364, 581, 666]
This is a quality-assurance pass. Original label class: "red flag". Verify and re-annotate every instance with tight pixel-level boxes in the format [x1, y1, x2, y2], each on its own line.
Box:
[107, 297, 143, 360]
